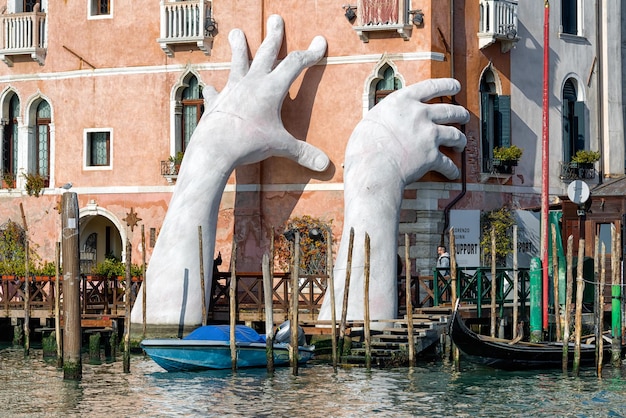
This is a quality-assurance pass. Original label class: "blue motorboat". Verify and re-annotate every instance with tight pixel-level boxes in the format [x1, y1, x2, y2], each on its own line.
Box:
[140, 323, 315, 372]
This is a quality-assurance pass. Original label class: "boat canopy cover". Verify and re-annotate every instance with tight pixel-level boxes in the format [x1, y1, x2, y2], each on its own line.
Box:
[184, 325, 266, 343]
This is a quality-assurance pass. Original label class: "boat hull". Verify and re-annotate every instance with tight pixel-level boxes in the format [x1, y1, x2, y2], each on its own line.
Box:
[449, 308, 608, 370]
[141, 340, 315, 372]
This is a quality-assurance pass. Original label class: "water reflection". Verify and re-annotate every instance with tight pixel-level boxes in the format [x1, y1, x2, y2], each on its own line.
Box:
[1, 347, 626, 417]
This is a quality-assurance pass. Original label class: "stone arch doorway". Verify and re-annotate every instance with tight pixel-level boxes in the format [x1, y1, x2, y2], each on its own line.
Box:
[78, 202, 127, 274]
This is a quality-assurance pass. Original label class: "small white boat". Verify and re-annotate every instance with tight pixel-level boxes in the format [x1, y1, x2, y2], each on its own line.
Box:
[141, 323, 314, 372]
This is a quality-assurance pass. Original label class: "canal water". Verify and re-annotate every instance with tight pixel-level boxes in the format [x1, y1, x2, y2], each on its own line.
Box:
[1, 345, 626, 417]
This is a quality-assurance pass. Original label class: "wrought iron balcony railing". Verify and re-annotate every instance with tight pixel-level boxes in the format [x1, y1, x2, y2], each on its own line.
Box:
[158, 0, 214, 57]
[0, 9, 47, 66]
[478, 0, 518, 52]
[559, 161, 596, 181]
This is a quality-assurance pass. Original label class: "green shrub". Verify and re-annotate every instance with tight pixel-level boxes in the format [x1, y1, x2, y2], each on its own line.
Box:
[493, 145, 523, 161]
[571, 149, 600, 164]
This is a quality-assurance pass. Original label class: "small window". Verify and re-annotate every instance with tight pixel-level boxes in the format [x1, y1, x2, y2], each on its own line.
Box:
[85, 130, 112, 169]
[89, 0, 112, 19]
[561, 0, 579, 35]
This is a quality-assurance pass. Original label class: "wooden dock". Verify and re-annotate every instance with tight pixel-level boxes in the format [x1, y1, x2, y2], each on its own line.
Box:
[341, 308, 452, 366]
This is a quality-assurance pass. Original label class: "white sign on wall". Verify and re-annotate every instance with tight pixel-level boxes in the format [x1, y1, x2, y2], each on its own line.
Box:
[449, 210, 481, 267]
[511, 210, 541, 268]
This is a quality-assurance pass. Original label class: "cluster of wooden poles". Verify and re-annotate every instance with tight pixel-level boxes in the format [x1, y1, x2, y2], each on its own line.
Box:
[447, 223, 623, 376]
[221, 226, 425, 376]
[20, 193, 146, 380]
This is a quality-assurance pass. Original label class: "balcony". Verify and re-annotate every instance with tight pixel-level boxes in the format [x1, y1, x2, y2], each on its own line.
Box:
[161, 160, 180, 184]
[560, 162, 596, 181]
[350, 0, 414, 43]
[158, 0, 215, 57]
[0, 9, 47, 67]
[478, 0, 519, 53]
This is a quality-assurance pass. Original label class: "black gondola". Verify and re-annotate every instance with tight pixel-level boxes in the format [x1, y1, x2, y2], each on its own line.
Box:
[449, 305, 609, 370]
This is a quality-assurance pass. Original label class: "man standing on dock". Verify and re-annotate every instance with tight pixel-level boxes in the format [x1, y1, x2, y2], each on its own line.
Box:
[437, 246, 450, 277]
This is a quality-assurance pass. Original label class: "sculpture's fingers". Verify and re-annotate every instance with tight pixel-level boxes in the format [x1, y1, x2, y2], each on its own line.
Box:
[249, 15, 284, 74]
[228, 29, 249, 83]
[435, 125, 468, 153]
[432, 153, 461, 180]
[427, 103, 470, 125]
[401, 78, 462, 103]
[272, 131, 330, 172]
[271, 36, 327, 85]
[202, 85, 219, 111]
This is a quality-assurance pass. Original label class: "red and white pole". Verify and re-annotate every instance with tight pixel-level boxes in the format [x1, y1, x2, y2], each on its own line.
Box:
[541, 0, 550, 332]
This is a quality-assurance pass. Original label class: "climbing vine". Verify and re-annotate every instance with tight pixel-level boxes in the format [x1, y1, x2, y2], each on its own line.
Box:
[274, 215, 332, 275]
[480, 207, 516, 266]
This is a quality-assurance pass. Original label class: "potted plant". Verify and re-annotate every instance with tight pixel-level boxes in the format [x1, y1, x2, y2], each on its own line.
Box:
[491, 145, 523, 174]
[2, 172, 15, 189]
[23, 172, 46, 197]
[168, 151, 185, 175]
[571, 149, 600, 168]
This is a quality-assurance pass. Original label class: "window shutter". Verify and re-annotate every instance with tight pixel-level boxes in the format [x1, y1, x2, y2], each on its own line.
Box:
[495, 95, 511, 148]
[574, 101, 585, 152]
[562, 98, 571, 160]
[481, 92, 491, 170]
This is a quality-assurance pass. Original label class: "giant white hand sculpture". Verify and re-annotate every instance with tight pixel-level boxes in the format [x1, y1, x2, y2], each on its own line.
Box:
[317, 79, 470, 327]
[131, 15, 329, 326]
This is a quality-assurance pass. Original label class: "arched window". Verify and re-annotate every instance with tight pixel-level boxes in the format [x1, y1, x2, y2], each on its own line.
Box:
[177, 75, 204, 154]
[480, 68, 510, 172]
[35, 100, 50, 183]
[374, 66, 401, 106]
[562, 78, 585, 162]
[2, 93, 19, 178]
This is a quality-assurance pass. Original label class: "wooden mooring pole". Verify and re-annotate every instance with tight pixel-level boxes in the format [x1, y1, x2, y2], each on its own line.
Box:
[573, 239, 585, 375]
[142, 225, 147, 339]
[611, 224, 622, 367]
[490, 227, 497, 338]
[123, 239, 132, 373]
[338, 228, 354, 361]
[290, 232, 300, 376]
[364, 233, 371, 370]
[20, 203, 30, 356]
[62, 192, 81, 380]
[562, 235, 573, 373]
[262, 253, 274, 374]
[405, 233, 414, 368]
[450, 228, 459, 369]
[513, 225, 519, 340]
[198, 226, 207, 326]
[230, 242, 237, 371]
[598, 243, 606, 376]
[325, 228, 338, 371]
[551, 224, 560, 342]
[55, 242, 62, 368]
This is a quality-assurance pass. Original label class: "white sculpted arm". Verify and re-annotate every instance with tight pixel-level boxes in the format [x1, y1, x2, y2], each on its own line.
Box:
[132, 15, 329, 326]
[318, 79, 470, 325]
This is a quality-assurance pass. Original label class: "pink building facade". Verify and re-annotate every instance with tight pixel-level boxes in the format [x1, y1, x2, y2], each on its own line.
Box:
[0, 1, 526, 277]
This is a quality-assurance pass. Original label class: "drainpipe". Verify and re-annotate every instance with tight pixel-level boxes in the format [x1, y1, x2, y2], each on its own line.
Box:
[595, 0, 604, 183]
[441, 0, 466, 244]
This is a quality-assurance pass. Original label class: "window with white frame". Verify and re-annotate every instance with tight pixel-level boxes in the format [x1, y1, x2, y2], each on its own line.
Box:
[84, 129, 112, 168]
[175, 74, 204, 155]
[480, 67, 511, 172]
[561, 0, 579, 35]
[2, 93, 20, 178]
[562, 78, 585, 162]
[8, 0, 47, 13]
[88, 0, 112, 19]
[35, 100, 51, 184]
